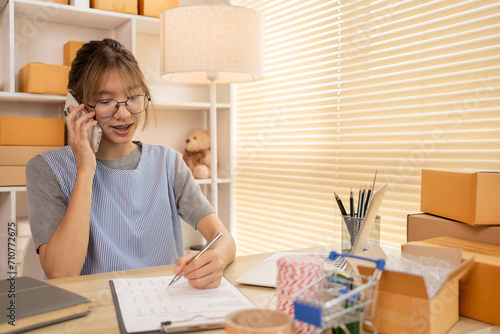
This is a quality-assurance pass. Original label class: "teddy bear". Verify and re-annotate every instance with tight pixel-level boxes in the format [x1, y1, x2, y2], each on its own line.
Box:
[182, 128, 213, 179]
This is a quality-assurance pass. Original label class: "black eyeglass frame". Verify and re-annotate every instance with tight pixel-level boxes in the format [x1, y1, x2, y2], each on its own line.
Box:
[86, 94, 151, 118]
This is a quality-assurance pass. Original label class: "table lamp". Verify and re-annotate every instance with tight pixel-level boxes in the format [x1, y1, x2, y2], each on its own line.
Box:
[160, 3, 264, 212]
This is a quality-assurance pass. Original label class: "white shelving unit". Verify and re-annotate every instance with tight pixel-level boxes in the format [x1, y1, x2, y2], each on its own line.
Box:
[0, 0, 233, 278]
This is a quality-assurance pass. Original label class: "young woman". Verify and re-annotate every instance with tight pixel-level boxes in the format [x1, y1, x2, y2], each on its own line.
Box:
[25, 38, 235, 289]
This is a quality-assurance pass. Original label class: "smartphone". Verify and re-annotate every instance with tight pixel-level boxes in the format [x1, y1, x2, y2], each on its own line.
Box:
[63, 92, 102, 153]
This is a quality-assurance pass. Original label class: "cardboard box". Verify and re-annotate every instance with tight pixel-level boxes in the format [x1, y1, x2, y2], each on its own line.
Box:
[90, 0, 138, 15]
[0, 146, 60, 166]
[0, 166, 26, 186]
[179, 0, 229, 4]
[139, 0, 177, 17]
[19, 63, 70, 95]
[0, 116, 65, 146]
[420, 169, 500, 226]
[352, 245, 473, 334]
[63, 41, 86, 66]
[408, 237, 500, 326]
[407, 213, 500, 246]
[38, 0, 69, 4]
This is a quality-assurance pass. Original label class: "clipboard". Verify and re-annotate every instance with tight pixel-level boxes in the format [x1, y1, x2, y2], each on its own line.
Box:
[109, 276, 256, 334]
[110, 280, 158, 334]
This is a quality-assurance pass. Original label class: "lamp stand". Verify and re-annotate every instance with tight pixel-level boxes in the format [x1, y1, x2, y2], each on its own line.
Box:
[208, 72, 218, 213]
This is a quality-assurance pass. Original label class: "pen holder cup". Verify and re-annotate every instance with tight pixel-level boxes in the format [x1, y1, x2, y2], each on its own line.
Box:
[341, 215, 381, 253]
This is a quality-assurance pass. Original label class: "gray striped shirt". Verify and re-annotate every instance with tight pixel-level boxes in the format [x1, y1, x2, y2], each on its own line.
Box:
[26, 143, 214, 275]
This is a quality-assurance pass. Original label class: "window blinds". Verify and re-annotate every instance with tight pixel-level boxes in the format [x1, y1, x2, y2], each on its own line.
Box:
[232, 0, 500, 255]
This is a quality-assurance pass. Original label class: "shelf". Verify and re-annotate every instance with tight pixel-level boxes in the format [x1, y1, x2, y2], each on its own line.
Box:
[153, 101, 231, 111]
[13, 0, 160, 35]
[0, 186, 27, 192]
[196, 178, 231, 185]
[0, 91, 65, 103]
[0, 92, 231, 110]
[2, 0, 233, 247]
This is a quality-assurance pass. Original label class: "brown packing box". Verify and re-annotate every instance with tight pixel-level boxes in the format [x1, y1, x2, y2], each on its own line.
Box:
[420, 169, 500, 226]
[0, 146, 60, 165]
[19, 63, 70, 95]
[0, 116, 65, 146]
[408, 236, 500, 326]
[63, 41, 86, 66]
[90, 0, 138, 15]
[139, 0, 178, 18]
[38, 0, 68, 4]
[350, 245, 473, 334]
[407, 213, 500, 246]
[0, 166, 26, 186]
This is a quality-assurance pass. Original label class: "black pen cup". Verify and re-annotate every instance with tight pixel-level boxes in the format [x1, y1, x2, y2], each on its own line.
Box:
[341, 215, 380, 253]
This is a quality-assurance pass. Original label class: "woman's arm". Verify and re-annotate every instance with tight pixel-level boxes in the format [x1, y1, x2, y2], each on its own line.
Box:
[38, 170, 94, 278]
[37, 104, 98, 278]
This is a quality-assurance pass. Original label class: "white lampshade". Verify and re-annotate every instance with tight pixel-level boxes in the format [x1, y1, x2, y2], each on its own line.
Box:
[160, 4, 264, 83]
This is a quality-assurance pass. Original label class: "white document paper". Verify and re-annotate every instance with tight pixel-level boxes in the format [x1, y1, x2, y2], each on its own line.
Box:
[111, 276, 256, 333]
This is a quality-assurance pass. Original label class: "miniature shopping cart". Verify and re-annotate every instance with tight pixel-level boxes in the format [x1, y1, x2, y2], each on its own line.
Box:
[293, 251, 385, 334]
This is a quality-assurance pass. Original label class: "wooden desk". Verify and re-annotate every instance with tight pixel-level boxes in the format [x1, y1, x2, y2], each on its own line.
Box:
[26, 250, 495, 334]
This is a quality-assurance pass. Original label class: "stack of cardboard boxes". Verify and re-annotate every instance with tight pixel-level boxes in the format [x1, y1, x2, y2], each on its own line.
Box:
[6, 40, 82, 186]
[0, 117, 64, 186]
[352, 169, 500, 333]
[39, 0, 69, 4]
[34, 1, 229, 18]
[19, 40, 85, 96]
[407, 169, 500, 327]
[35, 0, 179, 17]
[90, 0, 178, 17]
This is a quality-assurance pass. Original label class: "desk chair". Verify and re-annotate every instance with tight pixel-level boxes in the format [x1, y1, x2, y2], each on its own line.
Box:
[20, 235, 45, 280]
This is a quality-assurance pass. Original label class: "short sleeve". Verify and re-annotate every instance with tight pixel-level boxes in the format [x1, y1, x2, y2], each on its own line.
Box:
[173, 151, 215, 228]
[25, 155, 68, 252]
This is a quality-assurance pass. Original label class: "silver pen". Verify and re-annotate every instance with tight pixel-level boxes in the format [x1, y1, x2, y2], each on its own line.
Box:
[168, 232, 223, 287]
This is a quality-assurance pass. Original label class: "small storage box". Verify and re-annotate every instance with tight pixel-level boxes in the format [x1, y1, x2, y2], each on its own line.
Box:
[38, 0, 69, 4]
[420, 169, 500, 226]
[408, 237, 500, 326]
[63, 41, 86, 66]
[0, 166, 26, 186]
[0, 146, 60, 165]
[407, 213, 500, 246]
[18, 63, 70, 95]
[354, 245, 473, 334]
[139, 0, 178, 18]
[0, 116, 65, 147]
[90, 0, 138, 15]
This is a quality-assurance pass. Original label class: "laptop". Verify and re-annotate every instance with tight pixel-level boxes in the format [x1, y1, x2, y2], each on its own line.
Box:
[235, 183, 388, 288]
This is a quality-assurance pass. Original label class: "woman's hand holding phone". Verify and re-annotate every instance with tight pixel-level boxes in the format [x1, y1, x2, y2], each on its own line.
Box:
[65, 103, 99, 174]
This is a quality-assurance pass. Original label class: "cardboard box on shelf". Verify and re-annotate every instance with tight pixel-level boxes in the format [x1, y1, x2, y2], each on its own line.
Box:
[420, 169, 500, 226]
[139, 0, 177, 18]
[350, 245, 473, 334]
[408, 236, 500, 326]
[407, 213, 500, 246]
[63, 41, 86, 66]
[0, 146, 60, 166]
[38, 0, 69, 4]
[179, 0, 229, 4]
[18, 63, 70, 95]
[0, 166, 26, 186]
[0, 116, 65, 147]
[90, 0, 138, 15]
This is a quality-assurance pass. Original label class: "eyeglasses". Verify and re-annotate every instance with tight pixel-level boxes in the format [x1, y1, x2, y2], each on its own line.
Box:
[87, 95, 150, 118]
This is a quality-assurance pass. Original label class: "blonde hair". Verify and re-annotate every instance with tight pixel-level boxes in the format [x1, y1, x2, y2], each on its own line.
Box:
[67, 38, 155, 129]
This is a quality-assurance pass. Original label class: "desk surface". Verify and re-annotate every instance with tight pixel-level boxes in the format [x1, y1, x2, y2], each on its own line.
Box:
[26, 248, 495, 334]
